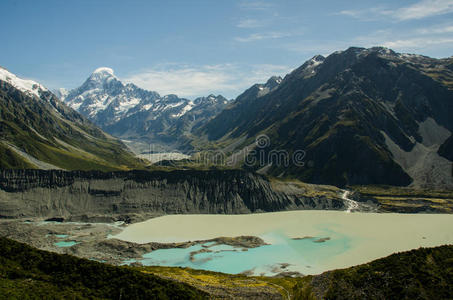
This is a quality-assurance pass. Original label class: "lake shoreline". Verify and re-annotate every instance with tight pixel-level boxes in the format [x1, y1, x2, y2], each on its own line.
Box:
[114, 211, 453, 275]
[1, 210, 453, 277]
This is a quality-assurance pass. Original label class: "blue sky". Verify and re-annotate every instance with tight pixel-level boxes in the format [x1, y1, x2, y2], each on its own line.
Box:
[1, 0, 453, 99]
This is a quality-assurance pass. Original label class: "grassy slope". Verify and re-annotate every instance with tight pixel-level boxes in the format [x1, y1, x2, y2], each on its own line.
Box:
[269, 176, 342, 199]
[0, 82, 144, 171]
[0, 143, 36, 169]
[0, 237, 207, 299]
[351, 185, 453, 213]
[306, 245, 453, 299]
[141, 266, 302, 299]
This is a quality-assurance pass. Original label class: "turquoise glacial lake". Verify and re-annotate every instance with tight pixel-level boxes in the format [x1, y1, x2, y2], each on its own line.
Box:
[115, 211, 453, 275]
[54, 241, 78, 247]
[138, 229, 350, 275]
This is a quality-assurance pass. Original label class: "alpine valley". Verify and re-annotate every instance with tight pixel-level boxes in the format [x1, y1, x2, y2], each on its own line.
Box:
[57, 47, 453, 188]
[1, 46, 453, 300]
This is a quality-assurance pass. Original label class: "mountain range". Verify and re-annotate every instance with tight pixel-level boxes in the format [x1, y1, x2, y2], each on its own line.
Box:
[0, 66, 142, 170]
[1, 46, 452, 188]
[60, 68, 228, 152]
[197, 47, 453, 188]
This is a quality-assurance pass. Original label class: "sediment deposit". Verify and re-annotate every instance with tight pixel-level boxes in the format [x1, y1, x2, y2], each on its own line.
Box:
[0, 169, 346, 221]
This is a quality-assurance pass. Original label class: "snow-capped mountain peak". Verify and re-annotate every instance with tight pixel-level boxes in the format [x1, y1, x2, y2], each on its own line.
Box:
[63, 68, 228, 133]
[93, 67, 114, 75]
[61, 68, 229, 149]
[86, 67, 118, 86]
[90, 67, 116, 81]
[193, 94, 227, 105]
[0, 66, 48, 97]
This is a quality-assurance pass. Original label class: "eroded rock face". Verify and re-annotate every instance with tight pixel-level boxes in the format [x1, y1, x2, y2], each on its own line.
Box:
[0, 169, 345, 220]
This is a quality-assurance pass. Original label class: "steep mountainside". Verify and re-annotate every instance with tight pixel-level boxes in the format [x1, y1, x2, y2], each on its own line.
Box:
[0, 67, 143, 170]
[304, 245, 453, 299]
[200, 47, 453, 188]
[0, 237, 207, 299]
[62, 68, 227, 151]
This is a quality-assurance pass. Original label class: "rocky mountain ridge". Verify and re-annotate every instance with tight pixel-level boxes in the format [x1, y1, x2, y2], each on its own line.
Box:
[62, 68, 228, 151]
[199, 47, 453, 188]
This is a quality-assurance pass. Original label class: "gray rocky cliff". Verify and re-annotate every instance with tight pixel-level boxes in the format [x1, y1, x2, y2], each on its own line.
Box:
[0, 169, 345, 221]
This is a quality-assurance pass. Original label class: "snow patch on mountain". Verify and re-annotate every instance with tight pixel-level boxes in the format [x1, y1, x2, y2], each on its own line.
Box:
[0, 66, 48, 97]
[116, 97, 141, 111]
[305, 55, 325, 75]
[53, 88, 68, 100]
[254, 76, 283, 97]
[142, 104, 153, 111]
[171, 102, 194, 118]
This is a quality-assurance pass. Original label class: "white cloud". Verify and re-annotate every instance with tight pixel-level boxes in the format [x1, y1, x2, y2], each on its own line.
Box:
[348, 28, 453, 55]
[393, 0, 453, 20]
[336, 10, 361, 17]
[236, 18, 266, 28]
[239, 0, 273, 11]
[381, 37, 453, 49]
[247, 64, 292, 80]
[124, 64, 292, 99]
[336, 0, 453, 21]
[235, 32, 292, 42]
[333, 6, 392, 21]
[335, 7, 391, 20]
[281, 24, 453, 59]
[416, 25, 453, 34]
[125, 65, 233, 98]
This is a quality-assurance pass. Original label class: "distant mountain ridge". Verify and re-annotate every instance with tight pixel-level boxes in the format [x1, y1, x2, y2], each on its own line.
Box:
[14, 46, 452, 188]
[0, 66, 142, 170]
[61, 68, 228, 152]
[199, 47, 453, 188]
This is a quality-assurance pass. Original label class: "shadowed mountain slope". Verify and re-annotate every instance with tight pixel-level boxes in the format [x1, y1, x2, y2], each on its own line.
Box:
[200, 47, 453, 187]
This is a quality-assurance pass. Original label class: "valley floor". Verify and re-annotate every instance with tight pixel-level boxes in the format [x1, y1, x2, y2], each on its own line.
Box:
[1, 176, 452, 298]
[1, 230, 452, 299]
[2, 210, 453, 276]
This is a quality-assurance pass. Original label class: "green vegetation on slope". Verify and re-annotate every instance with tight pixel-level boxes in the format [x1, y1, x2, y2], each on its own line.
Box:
[0, 143, 35, 169]
[0, 81, 144, 171]
[0, 237, 207, 299]
[304, 245, 453, 299]
[197, 47, 453, 187]
[141, 265, 303, 299]
[352, 185, 453, 213]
